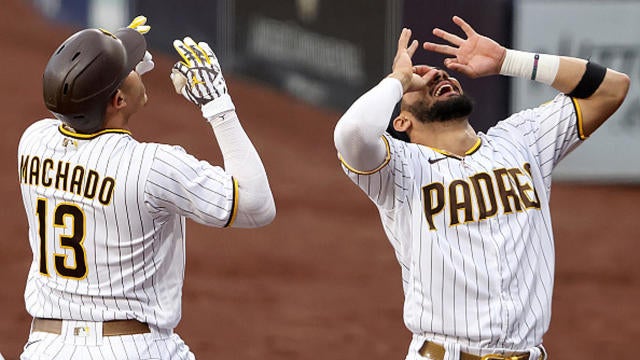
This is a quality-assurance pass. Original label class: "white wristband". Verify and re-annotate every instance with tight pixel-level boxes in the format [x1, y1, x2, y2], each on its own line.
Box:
[201, 93, 236, 120]
[499, 49, 560, 85]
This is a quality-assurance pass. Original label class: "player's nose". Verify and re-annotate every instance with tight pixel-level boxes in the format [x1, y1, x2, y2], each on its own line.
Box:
[426, 68, 446, 87]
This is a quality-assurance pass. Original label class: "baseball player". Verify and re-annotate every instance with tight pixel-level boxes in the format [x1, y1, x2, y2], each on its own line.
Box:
[18, 16, 275, 359]
[334, 16, 629, 360]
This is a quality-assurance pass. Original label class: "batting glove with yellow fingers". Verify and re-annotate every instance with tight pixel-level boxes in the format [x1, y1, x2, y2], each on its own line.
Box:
[170, 37, 235, 119]
[127, 15, 154, 75]
[127, 15, 150, 34]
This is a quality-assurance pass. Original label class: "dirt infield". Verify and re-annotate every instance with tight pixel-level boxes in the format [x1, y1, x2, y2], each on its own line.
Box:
[1, 1, 638, 359]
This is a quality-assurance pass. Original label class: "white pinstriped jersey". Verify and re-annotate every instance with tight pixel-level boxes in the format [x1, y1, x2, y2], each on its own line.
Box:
[18, 119, 238, 330]
[341, 94, 584, 352]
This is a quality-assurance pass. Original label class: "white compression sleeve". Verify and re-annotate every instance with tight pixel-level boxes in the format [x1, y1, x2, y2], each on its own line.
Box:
[208, 112, 275, 228]
[333, 77, 403, 171]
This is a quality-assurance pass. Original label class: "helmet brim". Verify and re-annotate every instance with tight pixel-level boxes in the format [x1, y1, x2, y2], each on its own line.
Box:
[113, 27, 147, 76]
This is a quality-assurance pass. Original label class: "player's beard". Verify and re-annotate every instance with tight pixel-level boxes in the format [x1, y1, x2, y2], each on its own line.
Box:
[408, 94, 474, 123]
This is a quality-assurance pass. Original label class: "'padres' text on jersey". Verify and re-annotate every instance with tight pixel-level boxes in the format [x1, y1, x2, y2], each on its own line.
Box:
[341, 94, 584, 352]
[421, 162, 541, 230]
[18, 120, 238, 329]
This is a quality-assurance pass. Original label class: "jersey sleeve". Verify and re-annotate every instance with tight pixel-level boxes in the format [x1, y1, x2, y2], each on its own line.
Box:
[144, 144, 238, 227]
[493, 94, 584, 185]
[341, 133, 413, 210]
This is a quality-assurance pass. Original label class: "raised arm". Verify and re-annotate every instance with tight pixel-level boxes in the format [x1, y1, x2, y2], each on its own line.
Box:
[423, 16, 630, 136]
[334, 28, 428, 171]
[171, 37, 275, 228]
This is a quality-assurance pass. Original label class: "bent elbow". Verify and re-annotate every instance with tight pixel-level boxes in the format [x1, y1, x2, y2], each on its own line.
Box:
[616, 72, 631, 104]
[333, 117, 350, 152]
[607, 70, 631, 109]
[256, 200, 276, 227]
[231, 193, 276, 228]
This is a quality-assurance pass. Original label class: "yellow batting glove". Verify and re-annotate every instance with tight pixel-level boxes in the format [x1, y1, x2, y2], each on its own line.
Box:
[127, 15, 150, 35]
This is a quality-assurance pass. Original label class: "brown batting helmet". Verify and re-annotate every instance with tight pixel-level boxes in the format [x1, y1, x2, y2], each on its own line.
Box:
[43, 27, 146, 133]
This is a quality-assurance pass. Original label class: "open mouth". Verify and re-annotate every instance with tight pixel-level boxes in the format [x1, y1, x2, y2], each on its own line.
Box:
[432, 82, 458, 98]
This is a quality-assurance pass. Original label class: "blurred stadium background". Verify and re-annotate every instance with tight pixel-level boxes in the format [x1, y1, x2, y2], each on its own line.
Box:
[34, 0, 640, 182]
[0, 0, 638, 359]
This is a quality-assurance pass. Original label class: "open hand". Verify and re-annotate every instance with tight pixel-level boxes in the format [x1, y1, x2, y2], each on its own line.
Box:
[171, 37, 228, 106]
[423, 16, 506, 78]
[171, 37, 235, 118]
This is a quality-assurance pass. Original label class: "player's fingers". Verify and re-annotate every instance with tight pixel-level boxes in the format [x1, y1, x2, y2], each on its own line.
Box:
[172, 60, 189, 72]
[199, 42, 223, 73]
[397, 28, 412, 51]
[183, 37, 206, 65]
[170, 68, 187, 94]
[136, 25, 151, 34]
[197, 42, 216, 60]
[127, 15, 146, 29]
[173, 40, 195, 67]
[407, 39, 419, 57]
[432, 27, 464, 45]
[444, 59, 476, 78]
[127, 15, 150, 34]
[423, 42, 458, 57]
[413, 65, 435, 76]
[410, 73, 429, 89]
[421, 66, 442, 84]
[135, 51, 154, 75]
[452, 16, 476, 37]
[174, 38, 202, 66]
[172, 62, 191, 81]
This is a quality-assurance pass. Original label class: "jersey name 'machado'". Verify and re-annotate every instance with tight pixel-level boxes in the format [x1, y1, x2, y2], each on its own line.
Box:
[19, 155, 115, 206]
[422, 163, 541, 231]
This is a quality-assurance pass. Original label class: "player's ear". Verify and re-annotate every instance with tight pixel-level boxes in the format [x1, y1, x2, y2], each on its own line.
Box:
[110, 89, 127, 110]
[393, 115, 411, 133]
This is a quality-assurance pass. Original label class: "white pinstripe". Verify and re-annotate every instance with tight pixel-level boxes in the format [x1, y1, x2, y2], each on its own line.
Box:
[18, 119, 236, 359]
[340, 94, 581, 356]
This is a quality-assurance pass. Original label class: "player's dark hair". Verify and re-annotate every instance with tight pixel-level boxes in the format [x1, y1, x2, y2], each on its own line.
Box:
[386, 102, 411, 142]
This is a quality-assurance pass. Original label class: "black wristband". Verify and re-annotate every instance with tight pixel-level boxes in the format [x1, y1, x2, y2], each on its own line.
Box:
[566, 61, 607, 99]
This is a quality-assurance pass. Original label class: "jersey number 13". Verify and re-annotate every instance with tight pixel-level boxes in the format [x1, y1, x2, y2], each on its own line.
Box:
[36, 198, 88, 280]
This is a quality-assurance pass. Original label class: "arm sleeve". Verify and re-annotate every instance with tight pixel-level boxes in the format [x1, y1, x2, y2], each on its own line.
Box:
[207, 111, 276, 228]
[333, 77, 403, 172]
[145, 144, 239, 228]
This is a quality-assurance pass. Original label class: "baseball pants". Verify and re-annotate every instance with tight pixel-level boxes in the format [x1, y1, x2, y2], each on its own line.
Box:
[20, 319, 195, 360]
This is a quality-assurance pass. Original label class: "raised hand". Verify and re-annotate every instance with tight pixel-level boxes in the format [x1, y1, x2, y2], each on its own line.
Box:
[127, 15, 150, 34]
[391, 28, 429, 93]
[423, 16, 506, 79]
[170, 37, 234, 117]
[127, 15, 154, 75]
